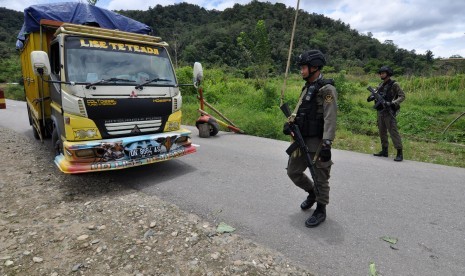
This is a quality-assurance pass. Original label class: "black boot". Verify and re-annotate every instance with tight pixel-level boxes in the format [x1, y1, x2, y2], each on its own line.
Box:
[305, 203, 326, 228]
[300, 195, 315, 210]
[394, 149, 403, 162]
[374, 147, 388, 157]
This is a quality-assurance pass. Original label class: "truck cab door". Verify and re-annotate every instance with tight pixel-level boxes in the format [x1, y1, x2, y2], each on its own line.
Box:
[49, 40, 62, 106]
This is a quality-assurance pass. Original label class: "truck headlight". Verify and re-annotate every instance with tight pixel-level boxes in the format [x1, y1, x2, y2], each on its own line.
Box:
[166, 122, 180, 131]
[74, 129, 98, 139]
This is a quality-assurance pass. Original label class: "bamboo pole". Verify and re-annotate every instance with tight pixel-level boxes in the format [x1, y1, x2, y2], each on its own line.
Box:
[203, 100, 238, 127]
[198, 109, 245, 134]
[280, 0, 300, 106]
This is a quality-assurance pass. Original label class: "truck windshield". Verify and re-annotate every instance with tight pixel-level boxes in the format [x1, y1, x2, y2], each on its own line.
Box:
[64, 36, 176, 86]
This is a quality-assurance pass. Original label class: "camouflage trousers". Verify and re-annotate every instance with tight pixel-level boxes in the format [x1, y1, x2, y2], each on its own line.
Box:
[377, 110, 403, 149]
[286, 137, 333, 205]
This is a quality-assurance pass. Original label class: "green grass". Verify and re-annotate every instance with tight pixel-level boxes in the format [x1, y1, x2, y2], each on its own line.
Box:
[0, 56, 22, 84]
[3, 67, 464, 168]
[2, 84, 25, 101]
[179, 67, 465, 168]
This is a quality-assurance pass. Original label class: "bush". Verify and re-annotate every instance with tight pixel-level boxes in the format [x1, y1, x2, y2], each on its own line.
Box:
[262, 83, 278, 109]
[0, 56, 21, 83]
[175, 66, 197, 96]
[178, 68, 464, 156]
[5, 84, 25, 101]
[176, 66, 193, 84]
[333, 71, 359, 112]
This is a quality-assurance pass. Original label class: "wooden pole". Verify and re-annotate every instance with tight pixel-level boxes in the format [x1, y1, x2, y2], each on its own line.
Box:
[198, 109, 245, 134]
[280, 0, 300, 106]
[203, 100, 238, 127]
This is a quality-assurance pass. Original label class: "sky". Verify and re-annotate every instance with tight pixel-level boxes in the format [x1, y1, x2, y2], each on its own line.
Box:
[2, 0, 464, 58]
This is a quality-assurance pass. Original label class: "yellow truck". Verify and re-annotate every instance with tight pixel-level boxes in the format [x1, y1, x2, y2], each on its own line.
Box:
[17, 3, 196, 173]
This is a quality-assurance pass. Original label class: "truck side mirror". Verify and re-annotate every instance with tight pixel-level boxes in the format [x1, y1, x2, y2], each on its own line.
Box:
[193, 62, 203, 88]
[31, 51, 51, 76]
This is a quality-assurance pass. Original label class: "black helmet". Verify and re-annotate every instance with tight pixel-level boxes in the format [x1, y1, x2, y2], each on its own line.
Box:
[378, 66, 393, 76]
[297, 50, 326, 68]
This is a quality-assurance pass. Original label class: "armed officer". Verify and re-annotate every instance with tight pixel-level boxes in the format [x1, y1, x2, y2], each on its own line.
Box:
[285, 50, 337, 228]
[367, 66, 405, 161]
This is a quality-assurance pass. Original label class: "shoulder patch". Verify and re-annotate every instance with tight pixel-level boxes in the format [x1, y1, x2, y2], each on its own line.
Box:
[324, 94, 334, 103]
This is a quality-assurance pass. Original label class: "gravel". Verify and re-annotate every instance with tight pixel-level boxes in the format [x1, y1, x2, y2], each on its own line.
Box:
[0, 127, 313, 275]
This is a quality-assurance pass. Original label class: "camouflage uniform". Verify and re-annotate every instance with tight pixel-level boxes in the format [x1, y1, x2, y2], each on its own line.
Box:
[376, 80, 405, 150]
[287, 75, 337, 205]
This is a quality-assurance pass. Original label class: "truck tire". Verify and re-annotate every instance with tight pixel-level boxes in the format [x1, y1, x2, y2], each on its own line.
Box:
[32, 125, 41, 140]
[27, 105, 41, 140]
[32, 122, 50, 140]
[28, 105, 51, 139]
[43, 122, 52, 139]
[26, 104, 33, 126]
[52, 128, 63, 156]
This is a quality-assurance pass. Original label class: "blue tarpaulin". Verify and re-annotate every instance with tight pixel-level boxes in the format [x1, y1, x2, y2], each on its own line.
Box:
[17, 2, 152, 49]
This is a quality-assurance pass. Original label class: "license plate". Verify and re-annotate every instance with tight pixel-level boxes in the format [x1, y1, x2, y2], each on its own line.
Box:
[128, 147, 160, 159]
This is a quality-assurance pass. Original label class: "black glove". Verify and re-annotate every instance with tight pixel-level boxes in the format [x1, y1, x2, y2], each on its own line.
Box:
[319, 139, 332, 162]
[283, 122, 291, 135]
[385, 101, 392, 107]
[367, 95, 375, 102]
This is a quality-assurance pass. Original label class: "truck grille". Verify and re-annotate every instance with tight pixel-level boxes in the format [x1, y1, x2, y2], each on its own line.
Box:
[105, 119, 162, 135]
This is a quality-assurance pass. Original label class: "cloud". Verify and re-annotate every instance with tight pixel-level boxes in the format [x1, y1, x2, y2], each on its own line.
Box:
[1, 0, 39, 11]
[106, 0, 157, 10]
[106, 0, 253, 11]
[4, 0, 464, 57]
[307, 0, 465, 57]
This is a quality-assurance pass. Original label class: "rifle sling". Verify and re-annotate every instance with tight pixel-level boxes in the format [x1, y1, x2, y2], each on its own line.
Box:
[291, 86, 309, 118]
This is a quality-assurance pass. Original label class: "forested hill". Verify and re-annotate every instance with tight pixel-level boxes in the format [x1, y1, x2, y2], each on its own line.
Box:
[0, 1, 440, 75]
[117, 1, 433, 75]
[0, 7, 23, 59]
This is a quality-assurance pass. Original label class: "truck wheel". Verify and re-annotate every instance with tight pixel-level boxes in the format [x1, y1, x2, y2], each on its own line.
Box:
[32, 125, 40, 140]
[43, 122, 52, 139]
[27, 105, 41, 140]
[52, 128, 62, 156]
[26, 104, 33, 126]
[28, 106, 51, 139]
[31, 123, 50, 140]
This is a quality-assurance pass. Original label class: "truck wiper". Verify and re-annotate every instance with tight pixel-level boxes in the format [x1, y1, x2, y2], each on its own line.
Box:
[85, 78, 135, 89]
[135, 78, 172, 90]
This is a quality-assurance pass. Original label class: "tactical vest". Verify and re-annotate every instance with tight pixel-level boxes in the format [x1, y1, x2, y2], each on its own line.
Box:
[295, 78, 334, 137]
[376, 79, 399, 111]
[379, 79, 396, 102]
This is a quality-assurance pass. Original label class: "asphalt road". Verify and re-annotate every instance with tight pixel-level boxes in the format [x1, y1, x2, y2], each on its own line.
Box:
[2, 99, 465, 276]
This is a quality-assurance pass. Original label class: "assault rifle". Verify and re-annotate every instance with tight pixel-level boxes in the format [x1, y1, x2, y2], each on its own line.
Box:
[280, 103, 320, 196]
[367, 86, 395, 119]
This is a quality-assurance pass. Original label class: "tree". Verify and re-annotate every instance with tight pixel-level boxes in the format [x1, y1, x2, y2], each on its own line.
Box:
[1, 2, 456, 78]
[425, 50, 434, 63]
[383, 40, 395, 46]
[237, 20, 272, 83]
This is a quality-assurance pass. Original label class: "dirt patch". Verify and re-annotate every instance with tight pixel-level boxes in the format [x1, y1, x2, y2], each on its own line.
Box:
[0, 127, 313, 275]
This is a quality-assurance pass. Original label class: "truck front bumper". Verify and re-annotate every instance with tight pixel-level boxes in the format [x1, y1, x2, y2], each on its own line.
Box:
[54, 129, 196, 174]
